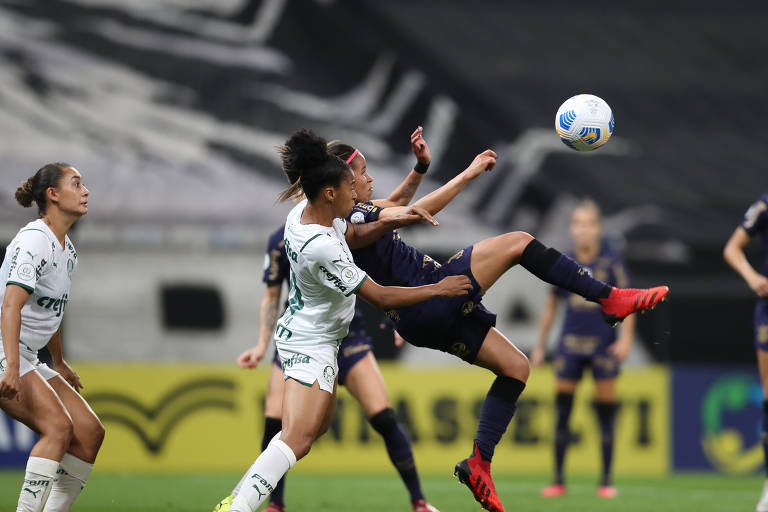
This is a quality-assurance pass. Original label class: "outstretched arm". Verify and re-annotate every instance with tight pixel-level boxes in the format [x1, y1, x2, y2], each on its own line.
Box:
[356, 274, 472, 310]
[373, 127, 430, 208]
[724, 226, 768, 297]
[238, 284, 282, 368]
[345, 206, 438, 249]
[380, 149, 497, 219]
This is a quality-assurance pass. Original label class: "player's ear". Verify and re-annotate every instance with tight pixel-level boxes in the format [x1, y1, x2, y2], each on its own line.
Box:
[322, 185, 335, 203]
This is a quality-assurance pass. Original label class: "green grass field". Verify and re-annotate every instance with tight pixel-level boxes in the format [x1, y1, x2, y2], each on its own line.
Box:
[0, 471, 761, 511]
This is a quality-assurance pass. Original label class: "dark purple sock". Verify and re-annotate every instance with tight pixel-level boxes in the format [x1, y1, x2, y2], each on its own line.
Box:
[262, 416, 286, 506]
[520, 239, 611, 301]
[370, 408, 424, 502]
[595, 402, 619, 486]
[474, 377, 526, 461]
[554, 393, 574, 485]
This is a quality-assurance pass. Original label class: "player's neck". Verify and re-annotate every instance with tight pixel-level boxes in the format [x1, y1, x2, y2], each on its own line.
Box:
[574, 244, 599, 263]
[41, 211, 75, 247]
[301, 201, 334, 227]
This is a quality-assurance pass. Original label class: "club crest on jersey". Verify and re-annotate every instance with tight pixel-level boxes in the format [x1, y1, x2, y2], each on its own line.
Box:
[323, 365, 336, 386]
[461, 301, 476, 316]
[17, 263, 35, 281]
[450, 342, 469, 358]
[67, 259, 75, 278]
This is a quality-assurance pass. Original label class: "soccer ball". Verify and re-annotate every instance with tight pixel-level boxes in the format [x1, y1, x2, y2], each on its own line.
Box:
[555, 94, 614, 151]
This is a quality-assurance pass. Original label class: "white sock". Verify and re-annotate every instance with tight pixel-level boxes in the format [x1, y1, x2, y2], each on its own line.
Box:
[231, 431, 282, 497]
[228, 438, 296, 512]
[43, 453, 94, 512]
[17, 457, 59, 512]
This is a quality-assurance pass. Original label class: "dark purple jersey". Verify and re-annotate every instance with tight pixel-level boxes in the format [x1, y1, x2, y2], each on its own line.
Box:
[741, 194, 768, 277]
[263, 225, 366, 333]
[555, 243, 630, 353]
[348, 202, 441, 287]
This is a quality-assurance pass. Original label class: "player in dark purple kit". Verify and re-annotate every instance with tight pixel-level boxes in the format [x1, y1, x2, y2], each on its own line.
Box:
[531, 199, 635, 499]
[230, 128, 439, 512]
[327, 141, 668, 512]
[724, 193, 768, 512]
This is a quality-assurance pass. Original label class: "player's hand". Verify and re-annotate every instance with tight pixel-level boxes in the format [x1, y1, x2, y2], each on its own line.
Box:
[394, 331, 405, 348]
[749, 274, 768, 298]
[238, 344, 268, 368]
[434, 275, 473, 297]
[464, 149, 497, 180]
[608, 339, 632, 362]
[0, 367, 21, 401]
[385, 205, 439, 228]
[55, 359, 84, 392]
[531, 346, 545, 368]
[410, 126, 431, 165]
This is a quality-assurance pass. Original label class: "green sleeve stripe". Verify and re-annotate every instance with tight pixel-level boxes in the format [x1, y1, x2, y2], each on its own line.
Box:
[19, 228, 47, 235]
[6, 281, 34, 293]
[345, 274, 368, 297]
[300, 233, 325, 253]
[343, 220, 349, 235]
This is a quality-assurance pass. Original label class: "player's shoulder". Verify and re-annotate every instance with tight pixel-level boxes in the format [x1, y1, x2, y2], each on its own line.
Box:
[348, 201, 381, 224]
[16, 220, 56, 250]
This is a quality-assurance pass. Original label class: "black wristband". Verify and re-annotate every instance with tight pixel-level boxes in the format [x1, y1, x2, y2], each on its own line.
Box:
[414, 161, 429, 174]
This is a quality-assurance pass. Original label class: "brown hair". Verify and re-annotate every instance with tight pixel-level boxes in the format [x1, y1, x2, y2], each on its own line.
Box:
[15, 163, 71, 216]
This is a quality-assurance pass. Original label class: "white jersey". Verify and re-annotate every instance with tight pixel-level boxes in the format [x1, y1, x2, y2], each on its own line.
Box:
[0, 219, 77, 352]
[274, 200, 368, 349]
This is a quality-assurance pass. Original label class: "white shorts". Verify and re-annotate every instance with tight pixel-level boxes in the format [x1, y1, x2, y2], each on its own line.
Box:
[0, 345, 59, 381]
[276, 341, 339, 394]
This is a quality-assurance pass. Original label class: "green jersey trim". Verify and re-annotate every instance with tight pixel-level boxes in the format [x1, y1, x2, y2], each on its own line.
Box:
[344, 275, 368, 297]
[300, 233, 325, 253]
[284, 376, 314, 387]
[343, 220, 349, 235]
[6, 281, 34, 293]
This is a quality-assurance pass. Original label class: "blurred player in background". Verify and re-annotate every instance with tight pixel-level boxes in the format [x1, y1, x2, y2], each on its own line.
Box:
[531, 199, 635, 499]
[225, 129, 472, 512]
[216, 128, 438, 512]
[327, 142, 667, 512]
[0, 163, 104, 512]
[723, 193, 768, 512]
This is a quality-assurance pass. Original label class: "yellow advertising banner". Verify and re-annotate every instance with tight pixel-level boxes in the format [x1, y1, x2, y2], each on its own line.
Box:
[75, 363, 668, 475]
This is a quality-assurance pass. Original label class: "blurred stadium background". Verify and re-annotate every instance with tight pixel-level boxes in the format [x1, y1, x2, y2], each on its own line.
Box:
[0, 0, 766, 510]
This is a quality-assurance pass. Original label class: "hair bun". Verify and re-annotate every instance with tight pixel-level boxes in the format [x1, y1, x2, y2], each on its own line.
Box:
[285, 129, 329, 174]
[14, 179, 34, 208]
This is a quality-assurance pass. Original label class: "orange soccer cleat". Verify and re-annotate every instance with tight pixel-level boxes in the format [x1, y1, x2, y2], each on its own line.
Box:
[599, 286, 669, 326]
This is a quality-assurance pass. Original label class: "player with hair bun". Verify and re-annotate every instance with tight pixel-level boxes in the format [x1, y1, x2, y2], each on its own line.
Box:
[0, 163, 104, 512]
[226, 129, 473, 512]
[216, 127, 438, 512]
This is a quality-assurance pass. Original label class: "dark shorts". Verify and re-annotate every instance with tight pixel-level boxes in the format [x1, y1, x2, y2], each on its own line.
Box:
[387, 245, 497, 364]
[755, 299, 768, 351]
[272, 334, 372, 385]
[555, 346, 620, 381]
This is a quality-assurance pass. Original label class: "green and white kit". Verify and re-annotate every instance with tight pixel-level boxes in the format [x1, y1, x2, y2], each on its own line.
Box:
[0, 219, 77, 379]
[274, 200, 368, 393]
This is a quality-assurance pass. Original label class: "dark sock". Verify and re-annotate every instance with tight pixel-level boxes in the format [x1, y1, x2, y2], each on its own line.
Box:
[595, 402, 620, 487]
[474, 377, 526, 461]
[370, 408, 424, 502]
[763, 401, 768, 478]
[262, 416, 286, 506]
[554, 393, 574, 485]
[520, 239, 611, 301]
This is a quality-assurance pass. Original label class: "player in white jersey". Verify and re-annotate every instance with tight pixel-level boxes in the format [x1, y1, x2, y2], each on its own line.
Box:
[0, 163, 104, 512]
[227, 129, 473, 512]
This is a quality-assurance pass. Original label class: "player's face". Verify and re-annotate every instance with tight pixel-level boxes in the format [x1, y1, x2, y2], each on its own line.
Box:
[348, 152, 373, 203]
[50, 167, 89, 217]
[333, 169, 358, 218]
[570, 206, 602, 250]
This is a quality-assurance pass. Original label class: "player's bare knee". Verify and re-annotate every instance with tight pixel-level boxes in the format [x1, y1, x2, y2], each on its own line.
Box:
[45, 414, 74, 448]
[501, 351, 530, 382]
[503, 231, 534, 265]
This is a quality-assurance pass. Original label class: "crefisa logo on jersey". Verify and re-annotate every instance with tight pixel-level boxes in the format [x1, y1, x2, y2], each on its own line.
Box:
[323, 365, 336, 386]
